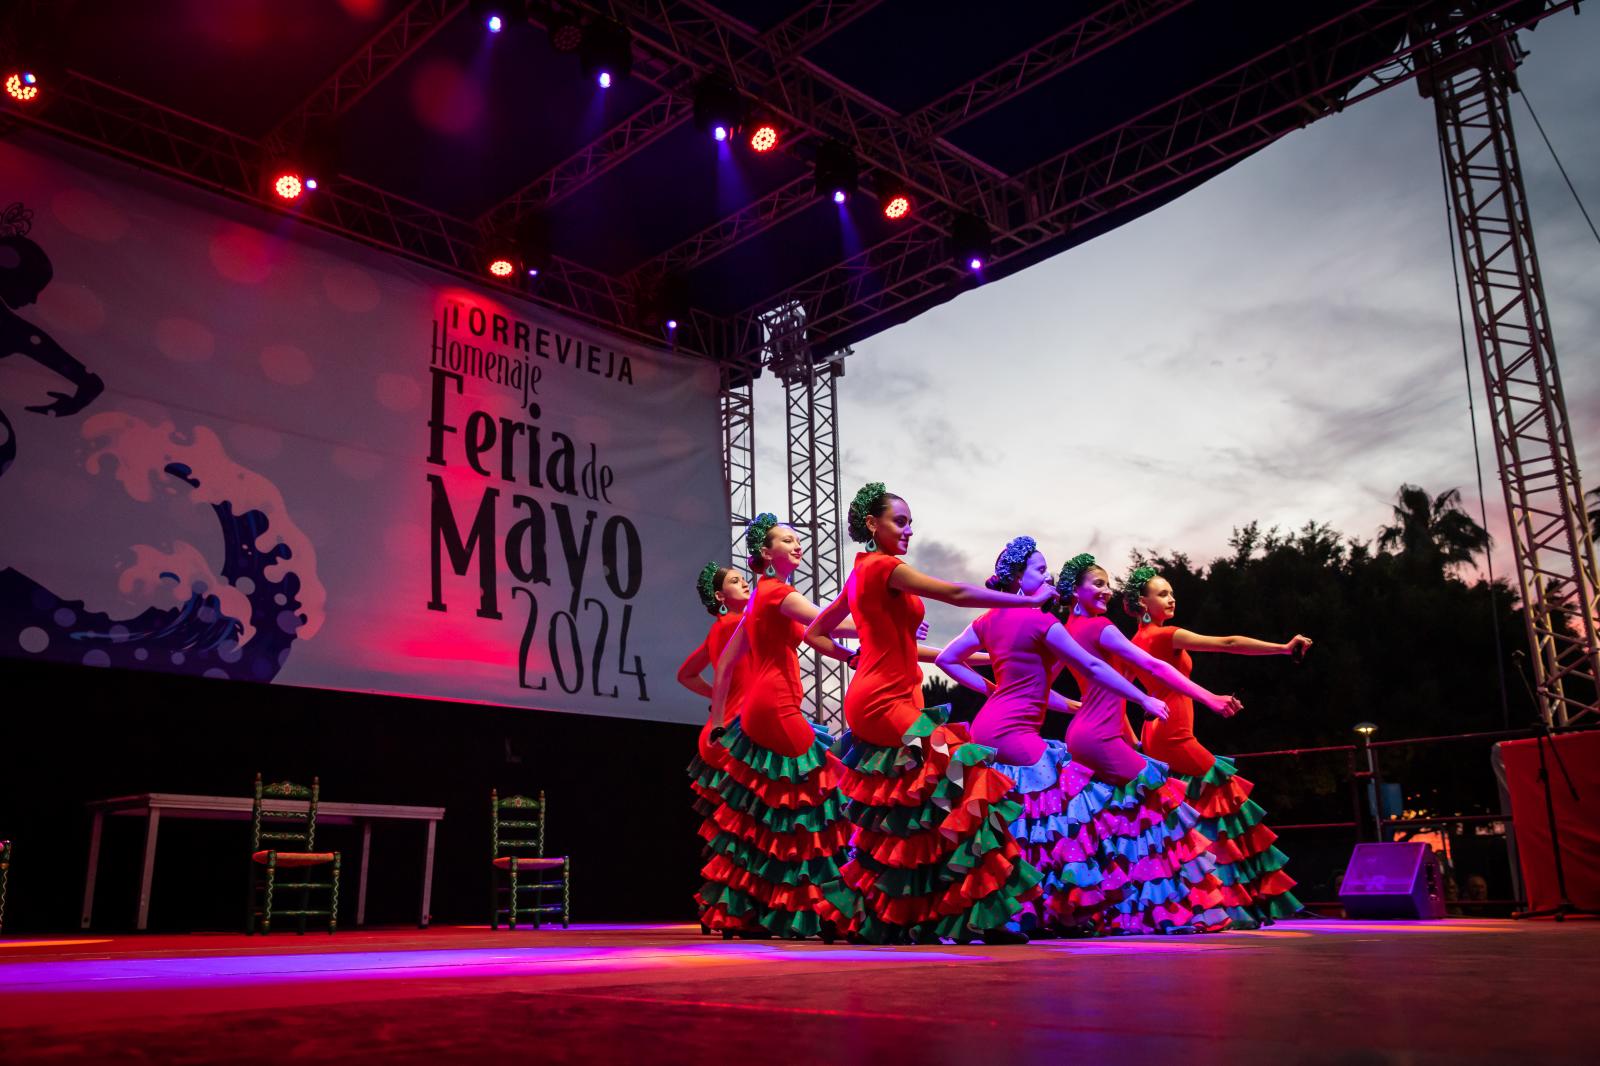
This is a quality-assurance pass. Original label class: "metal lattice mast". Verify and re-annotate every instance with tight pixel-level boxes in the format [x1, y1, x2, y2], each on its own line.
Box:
[1424, 23, 1600, 727]
[720, 366, 756, 562]
[766, 304, 848, 731]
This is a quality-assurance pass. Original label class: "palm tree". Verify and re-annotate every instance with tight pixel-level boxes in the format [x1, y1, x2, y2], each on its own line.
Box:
[1377, 484, 1492, 576]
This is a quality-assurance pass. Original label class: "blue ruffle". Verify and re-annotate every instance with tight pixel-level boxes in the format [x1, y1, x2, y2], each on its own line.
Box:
[993, 739, 1072, 796]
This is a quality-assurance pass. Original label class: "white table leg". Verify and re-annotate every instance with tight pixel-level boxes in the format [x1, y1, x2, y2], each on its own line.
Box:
[420, 819, 438, 928]
[80, 809, 105, 930]
[136, 808, 161, 931]
[356, 820, 373, 927]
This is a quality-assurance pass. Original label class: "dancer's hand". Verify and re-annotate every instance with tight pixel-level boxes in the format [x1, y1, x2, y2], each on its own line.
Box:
[1282, 634, 1313, 657]
[1024, 584, 1057, 608]
[915, 621, 930, 641]
[1139, 695, 1169, 721]
[1205, 693, 1242, 717]
[26, 372, 104, 417]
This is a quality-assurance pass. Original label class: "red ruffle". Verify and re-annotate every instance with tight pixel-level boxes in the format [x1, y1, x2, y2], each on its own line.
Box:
[717, 750, 845, 809]
[939, 764, 1015, 841]
[1191, 772, 1254, 818]
[850, 826, 948, 869]
[1209, 822, 1278, 863]
[700, 804, 853, 861]
[935, 842, 1038, 917]
[1251, 868, 1298, 900]
[701, 854, 835, 915]
[697, 901, 761, 933]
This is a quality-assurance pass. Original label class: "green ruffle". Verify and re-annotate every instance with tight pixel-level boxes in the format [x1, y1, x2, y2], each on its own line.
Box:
[701, 775, 846, 833]
[1199, 799, 1269, 841]
[697, 882, 831, 938]
[1213, 844, 1290, 887]
[925, 863, 1044, 938]
[1256, 889, 1302, 920]
[845, 793, 950, 835]
[703, 831, 843, 885]
[720, 721, 830, 782]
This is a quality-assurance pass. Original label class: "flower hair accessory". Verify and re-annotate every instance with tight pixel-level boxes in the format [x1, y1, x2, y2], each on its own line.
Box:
[1121, 564, 1160, 616]
[1055, 553, 1098, 598]
[847, 481, 888, 545]
[744, 512, 780, 562]
[990, 536, 1038, 590]
[696, 561, 722, 613]
[0, 203, 34, 239]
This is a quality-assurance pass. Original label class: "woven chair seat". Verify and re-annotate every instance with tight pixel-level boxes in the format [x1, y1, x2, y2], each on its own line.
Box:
[492, 855, 565, 870]
[252, 850, 337, 867]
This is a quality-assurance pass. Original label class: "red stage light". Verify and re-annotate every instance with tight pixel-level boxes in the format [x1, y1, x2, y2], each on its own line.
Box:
[748, 124, 778, 153]
[272, 173, 304, 201]
[883, 194, 911, 221]
[5, 72, 40, 104]
[487, 258, 515, 278]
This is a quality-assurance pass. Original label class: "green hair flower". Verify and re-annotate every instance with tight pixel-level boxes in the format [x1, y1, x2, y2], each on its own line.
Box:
[744, 512, 780, 564]
[1055, 553, 1099, 599]
[696, 561, 722, 613]
[847, 481, 888, 545]
[1120, 564, 1160, 615]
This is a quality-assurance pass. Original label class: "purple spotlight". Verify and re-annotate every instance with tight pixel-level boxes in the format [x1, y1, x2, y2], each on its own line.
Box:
[597, 70, 612, 89]
[713, 125, 728, 142]
[832, 189, 847, 204]
[968, 257, 983, 271]
[305, 177, 319, 191]
[527, 268, 540, 278]
[665, 318, 679, 331]
[487, 14, 503, 33]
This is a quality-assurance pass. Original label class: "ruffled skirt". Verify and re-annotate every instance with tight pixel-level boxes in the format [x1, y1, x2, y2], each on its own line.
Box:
[1001, 742, 1233, 935]
[1175, 756, 1301, 928]
[691, 719, 853, 938]
[829, 705, 1043, 942]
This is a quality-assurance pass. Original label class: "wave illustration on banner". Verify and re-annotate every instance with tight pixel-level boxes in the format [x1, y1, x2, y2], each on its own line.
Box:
[0, 410, 325, 683]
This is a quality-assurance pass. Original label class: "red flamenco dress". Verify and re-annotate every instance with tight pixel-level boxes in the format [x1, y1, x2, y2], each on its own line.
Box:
[685, 610, 753, 924]
[1062, 612, 1231, 934]
[694, 576, 853, 938]
[830, 551, 1042, 942]
[1132, 623, 1302, 927]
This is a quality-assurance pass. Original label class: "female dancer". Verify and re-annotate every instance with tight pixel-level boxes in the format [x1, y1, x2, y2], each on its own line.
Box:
[1123, 565, 1309, 926]
[803, 483, 1053, 945]
[1055, 552, 1239, 934]
[935, 537, 1173, 932]
[678, 563, 753, 930]
[697, 515, 855, 939]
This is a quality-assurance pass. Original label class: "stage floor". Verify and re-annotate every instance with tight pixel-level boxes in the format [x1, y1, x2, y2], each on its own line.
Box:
[2, 920, 1593, 1063]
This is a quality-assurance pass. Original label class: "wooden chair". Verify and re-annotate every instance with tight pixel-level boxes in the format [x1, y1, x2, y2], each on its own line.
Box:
[248, 774, 340, 934]
[490, 790, 570, 929]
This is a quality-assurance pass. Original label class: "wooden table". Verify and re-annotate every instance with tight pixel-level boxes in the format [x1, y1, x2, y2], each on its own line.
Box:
[81, 793, 445, 931]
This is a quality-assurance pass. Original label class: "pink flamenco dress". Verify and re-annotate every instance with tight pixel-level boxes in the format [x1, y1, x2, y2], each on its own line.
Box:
[1133, 623, 1302, 927]
[967, 607, 1105, 932]
[828, 551, 1042, 942]
[693, 576, 853, 939]
[1060, 611, 1232, 934]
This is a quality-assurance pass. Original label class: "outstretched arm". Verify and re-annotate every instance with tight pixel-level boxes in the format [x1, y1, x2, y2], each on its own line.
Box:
[676, 643, 714, 699]
[934, 625, 989, 695]
[1044, 623, 1169, 721]
[1173, 628, 1312, 658]
[802, 583, 856, 664]
[709, 621, 752, 729]
[888, 564, 1055, 609]
[11, 318, 104, 417]
[778, 591, 856, 639]
[1099, 625, 1239, 716]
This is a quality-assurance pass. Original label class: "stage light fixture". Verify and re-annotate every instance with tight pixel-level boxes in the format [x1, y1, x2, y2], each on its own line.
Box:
[487, 257, 515, 278]
[747, 118, 779, 154]
[814, 141, 858, 202]
[665, 318, 679, 331]
[950, 211, 993, 272]
[470, 1, 523, 34]
[4, 70, 39, 104]
[693, 78, 745, 144]
[272, 172, 305, 201]
[637, 272, 690, 336]
[548, 13, 585, 53]
[579, 18, 632, 87]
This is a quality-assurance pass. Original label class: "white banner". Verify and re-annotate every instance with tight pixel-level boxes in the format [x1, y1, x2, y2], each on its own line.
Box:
[0, 137, 726, 725]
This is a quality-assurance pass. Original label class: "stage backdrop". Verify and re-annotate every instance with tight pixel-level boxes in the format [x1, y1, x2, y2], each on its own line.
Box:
[0, 137, 727, 725]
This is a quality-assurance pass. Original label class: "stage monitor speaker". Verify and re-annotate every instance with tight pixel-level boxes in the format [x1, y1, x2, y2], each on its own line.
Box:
[1339, 842, 1446, 919]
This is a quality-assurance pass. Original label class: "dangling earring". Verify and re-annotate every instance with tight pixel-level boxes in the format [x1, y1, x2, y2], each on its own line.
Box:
[1142, 611, 1152, 624]
[765, 564, 777, 578]
[1072, 602, 1084, 616]
[719, 603, 729, 615]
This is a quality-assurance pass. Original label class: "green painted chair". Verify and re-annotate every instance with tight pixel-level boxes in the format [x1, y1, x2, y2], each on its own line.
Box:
[490, 790, 570, 929]
[248, 774, 340, 934]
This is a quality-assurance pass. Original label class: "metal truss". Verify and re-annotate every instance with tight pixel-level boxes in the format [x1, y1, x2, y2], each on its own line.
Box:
[721, 0, 1579, 362]
[267, 0, 467, 151]
[11, 71, 734, 358]
[1426, 26, 1600, 726]
[764, 303, 848, 731]
[626, 169, 816, 278]
[720, 365, 757, 561]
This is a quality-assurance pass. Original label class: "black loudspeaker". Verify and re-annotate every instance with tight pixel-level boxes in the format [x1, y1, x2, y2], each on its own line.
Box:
[1339, 842, 1447, 919]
